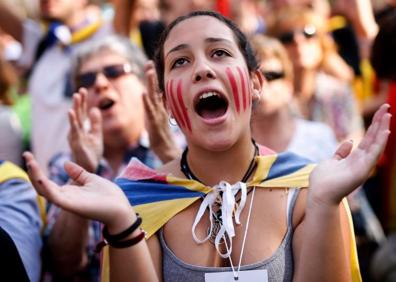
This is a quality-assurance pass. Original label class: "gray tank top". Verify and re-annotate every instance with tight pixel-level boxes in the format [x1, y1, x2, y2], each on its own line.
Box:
[159, 188, 300, 282]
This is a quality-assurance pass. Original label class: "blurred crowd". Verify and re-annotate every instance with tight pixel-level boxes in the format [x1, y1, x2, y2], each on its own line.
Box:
[0, 0, 395, 281]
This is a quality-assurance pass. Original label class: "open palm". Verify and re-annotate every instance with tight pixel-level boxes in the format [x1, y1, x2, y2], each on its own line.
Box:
[309, 104, 391, 206]
[24, 152, 133, 229]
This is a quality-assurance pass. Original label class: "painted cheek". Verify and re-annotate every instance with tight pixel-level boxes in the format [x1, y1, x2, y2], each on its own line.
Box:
[166, 80, 185, 128]
[237, 67, 247, 111]
[176, 80, 192, 131]
[226, 67, 240, 113]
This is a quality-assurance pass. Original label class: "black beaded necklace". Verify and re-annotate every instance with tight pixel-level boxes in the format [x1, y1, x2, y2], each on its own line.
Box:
[180, 139, 259, 185]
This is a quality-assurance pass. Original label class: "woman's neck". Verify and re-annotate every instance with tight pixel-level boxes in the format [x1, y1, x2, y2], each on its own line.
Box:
[294, 67, 316, 100]
[251, 108, 295, 152]
[185, 135, 256, 186]
[294, 67, 317, 119]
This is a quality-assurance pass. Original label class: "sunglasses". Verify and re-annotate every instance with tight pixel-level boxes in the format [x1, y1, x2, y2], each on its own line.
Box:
[278, 25, 317, 45]
[76, 64, 133, 89]
[262, 71, 285, 82]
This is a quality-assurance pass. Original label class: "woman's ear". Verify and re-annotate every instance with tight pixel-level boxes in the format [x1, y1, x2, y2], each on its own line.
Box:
[251, 69, 266, 104]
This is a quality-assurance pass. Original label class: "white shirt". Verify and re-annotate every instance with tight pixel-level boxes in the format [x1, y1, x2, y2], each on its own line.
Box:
[19, 19, 111, 175]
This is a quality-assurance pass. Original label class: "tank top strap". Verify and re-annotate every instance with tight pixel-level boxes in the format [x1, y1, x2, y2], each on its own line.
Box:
[286, 188, 300, 227]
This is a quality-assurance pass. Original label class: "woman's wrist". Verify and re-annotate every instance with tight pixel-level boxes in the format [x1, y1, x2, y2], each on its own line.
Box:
[106, 206, 138, 235]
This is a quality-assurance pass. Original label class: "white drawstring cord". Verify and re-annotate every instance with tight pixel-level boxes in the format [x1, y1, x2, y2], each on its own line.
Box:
[192, 181, 247, 258]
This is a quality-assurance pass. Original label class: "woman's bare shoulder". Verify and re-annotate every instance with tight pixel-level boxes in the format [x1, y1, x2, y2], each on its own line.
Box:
[156, 158, 185, 178]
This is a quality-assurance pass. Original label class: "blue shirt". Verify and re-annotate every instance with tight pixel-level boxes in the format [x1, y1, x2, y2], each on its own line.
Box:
[0, 160, 43, 282]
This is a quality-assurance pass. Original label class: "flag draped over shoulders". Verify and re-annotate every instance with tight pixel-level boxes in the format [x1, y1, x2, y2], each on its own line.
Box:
[100, 150, 361, 282]
[116, 151, 316, 238]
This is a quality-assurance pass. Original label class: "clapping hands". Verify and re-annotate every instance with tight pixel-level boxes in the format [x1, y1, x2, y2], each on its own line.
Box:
[68, 88, 104, 173]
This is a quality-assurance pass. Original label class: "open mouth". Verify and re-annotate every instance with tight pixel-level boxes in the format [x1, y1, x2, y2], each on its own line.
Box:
[98, 98, 115, 111]
[194, 91, 228, 119]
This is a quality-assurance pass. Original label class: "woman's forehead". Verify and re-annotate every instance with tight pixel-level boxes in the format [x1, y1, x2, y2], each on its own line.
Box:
[164, 16, 237, 52]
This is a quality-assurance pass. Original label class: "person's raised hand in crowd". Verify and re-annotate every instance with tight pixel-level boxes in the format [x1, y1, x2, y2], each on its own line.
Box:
[309, 104, 391, 207]
[24, 151, 130, 230]
[68, 88, 103, 173]
[332, 0, 378, 40]
[143, 60, 181, 163]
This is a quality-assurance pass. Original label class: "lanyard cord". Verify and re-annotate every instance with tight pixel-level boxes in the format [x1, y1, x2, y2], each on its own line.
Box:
[223, 187, 256, 280]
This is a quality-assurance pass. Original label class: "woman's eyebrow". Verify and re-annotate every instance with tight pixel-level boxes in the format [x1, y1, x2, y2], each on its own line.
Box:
[165, 37, 234, 59]
[205, 37, 232, 44]
[166, 44, 189, 59]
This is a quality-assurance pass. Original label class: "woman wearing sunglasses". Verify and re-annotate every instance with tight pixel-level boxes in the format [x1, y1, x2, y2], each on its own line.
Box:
[270, 7, 364, 143]
[24, 11, 390, 282]
[250, 35, 337, 162]
[43, 35, 181, 281]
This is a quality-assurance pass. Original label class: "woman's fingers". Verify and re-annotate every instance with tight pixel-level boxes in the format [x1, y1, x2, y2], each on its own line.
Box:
[89, 107, 102, 137]
[72, 88, 89, 129]
[359, 104, 390, 150]
[23, 152, 60, 201]
[72, 93, 84, 129]
[64, 161, 95, 186]
[68, 109, 81, 138]
[333, 140, 353, 161]
[367, 112, 391, 159]
[145, 60, 162, 106]
[143, 93, 155, 120]
[80, 88, 88, 119]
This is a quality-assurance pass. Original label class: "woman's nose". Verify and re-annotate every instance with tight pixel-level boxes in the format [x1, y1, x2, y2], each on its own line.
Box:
[93, 72, 110, 92]
[193, 63, 216, 83]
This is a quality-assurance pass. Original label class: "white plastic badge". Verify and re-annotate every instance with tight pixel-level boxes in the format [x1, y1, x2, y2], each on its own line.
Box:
[205, 269, 268, 282]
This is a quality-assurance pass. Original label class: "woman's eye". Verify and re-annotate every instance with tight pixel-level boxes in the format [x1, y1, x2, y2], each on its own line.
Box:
[172, 58, 188, 68]
[212, 49, 230, 58]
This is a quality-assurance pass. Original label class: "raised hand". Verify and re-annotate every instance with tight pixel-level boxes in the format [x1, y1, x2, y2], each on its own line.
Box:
[308, 104, 391, 206]
[142, 60, 181, 163]
[68, 88, 103, 173]
[23, 152, 135, 232]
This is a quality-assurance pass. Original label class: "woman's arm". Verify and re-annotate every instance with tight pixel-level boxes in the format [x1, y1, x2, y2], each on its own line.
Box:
[293, 197, 353, 281]
[293, 103, 390, 281]
[23, 152, 159, 282]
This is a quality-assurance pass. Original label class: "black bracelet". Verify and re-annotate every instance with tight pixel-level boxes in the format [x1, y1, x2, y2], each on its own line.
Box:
[102, 215, 142, 244]
[108, 231, 146, 248]
[95, 230, 146, 253]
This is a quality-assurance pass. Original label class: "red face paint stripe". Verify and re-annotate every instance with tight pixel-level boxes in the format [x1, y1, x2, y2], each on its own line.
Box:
[226, 67, 240, 112]
[237, 67, 247, 111]
[244, 69, 251, 107]
[169, 80, 186, 128]
[177, 80, 191, 131]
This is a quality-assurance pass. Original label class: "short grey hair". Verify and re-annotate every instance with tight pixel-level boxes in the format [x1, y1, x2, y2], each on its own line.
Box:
[71, 35, 147, 87]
